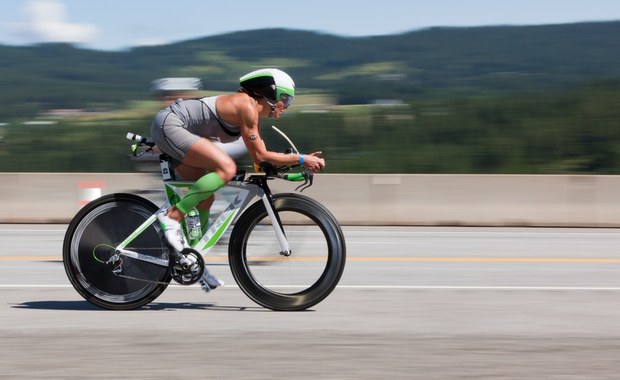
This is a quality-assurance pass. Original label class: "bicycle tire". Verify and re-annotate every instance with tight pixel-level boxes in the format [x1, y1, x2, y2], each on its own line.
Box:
[229, 193, 346, 311]
[63, 193, 171, 310]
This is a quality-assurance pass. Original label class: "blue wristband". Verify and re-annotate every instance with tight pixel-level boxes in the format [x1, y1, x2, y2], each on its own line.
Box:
[299, 154, 305, 165]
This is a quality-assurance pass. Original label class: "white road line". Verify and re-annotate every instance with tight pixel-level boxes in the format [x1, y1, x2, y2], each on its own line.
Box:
[333, 285, 620, 290]
[343, 231, 620, 237]
[3, 284, 620, 291]
[0, 230, 66, 233]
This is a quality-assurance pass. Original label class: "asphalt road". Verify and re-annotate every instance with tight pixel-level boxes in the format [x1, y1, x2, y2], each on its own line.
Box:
[2, 225, 620, 379]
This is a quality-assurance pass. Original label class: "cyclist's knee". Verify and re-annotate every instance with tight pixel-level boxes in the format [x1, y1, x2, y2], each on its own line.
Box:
[216, 160, 237, 183]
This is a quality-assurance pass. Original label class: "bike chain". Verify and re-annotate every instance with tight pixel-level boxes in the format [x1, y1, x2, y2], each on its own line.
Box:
[110, 247, 204, 286]
[113, 271, 170, 285]
[108, 255, 170, 285]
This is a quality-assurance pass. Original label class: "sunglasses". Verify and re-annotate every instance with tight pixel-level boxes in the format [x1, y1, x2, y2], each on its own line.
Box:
[266, 93, 294, 110]
[279, 93, 294, 109]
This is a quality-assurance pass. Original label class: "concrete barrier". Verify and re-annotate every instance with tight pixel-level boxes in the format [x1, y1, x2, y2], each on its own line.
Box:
[2, 173, 620, 227]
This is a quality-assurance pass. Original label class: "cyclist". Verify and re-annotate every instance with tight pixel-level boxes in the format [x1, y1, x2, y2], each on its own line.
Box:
[150, 68, 326, 292]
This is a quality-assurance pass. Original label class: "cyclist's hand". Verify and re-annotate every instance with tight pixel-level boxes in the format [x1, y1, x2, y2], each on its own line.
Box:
[304, 151, 325, 172]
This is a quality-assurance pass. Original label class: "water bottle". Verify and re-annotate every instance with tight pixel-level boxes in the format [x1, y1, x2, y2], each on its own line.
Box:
[186, 208, 201, 246]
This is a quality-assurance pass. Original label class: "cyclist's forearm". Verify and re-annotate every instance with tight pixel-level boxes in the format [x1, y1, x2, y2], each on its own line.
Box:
[254, 150, 304, 166]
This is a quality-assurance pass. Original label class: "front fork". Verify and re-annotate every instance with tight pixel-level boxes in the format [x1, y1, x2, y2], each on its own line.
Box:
[261, 192, 291, 256]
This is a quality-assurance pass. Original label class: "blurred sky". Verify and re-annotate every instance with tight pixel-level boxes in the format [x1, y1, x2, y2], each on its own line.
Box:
[1, 0, 619, 51]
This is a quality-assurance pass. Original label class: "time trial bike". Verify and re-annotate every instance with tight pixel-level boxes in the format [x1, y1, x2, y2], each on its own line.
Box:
[63, 132, 346, 311]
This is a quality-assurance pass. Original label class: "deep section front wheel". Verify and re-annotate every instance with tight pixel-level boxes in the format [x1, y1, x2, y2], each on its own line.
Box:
[63, 193, 170, 310]
[229, 193, 346, 311]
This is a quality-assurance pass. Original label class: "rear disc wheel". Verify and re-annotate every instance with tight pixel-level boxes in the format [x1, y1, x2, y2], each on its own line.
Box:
[63, 193, 171, 310]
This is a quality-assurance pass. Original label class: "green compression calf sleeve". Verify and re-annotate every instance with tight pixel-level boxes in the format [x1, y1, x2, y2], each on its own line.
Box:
[175, 172, 225, 214]
[198, 208, 210, 235]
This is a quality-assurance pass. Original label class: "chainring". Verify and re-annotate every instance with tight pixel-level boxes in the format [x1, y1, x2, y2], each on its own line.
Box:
[170, 248, 205, 285]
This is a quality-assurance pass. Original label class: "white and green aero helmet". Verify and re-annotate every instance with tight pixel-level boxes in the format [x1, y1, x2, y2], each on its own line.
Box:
[239, 68, 295, 108]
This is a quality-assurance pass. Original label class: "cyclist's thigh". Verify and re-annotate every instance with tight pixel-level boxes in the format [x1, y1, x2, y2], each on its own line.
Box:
[151, 111, 200, 163]
[176, 138, 246, 182]
[182, 138, 236, 180]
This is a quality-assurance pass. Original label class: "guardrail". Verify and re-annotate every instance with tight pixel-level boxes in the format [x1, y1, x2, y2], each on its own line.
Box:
[3, 173, 619, 226]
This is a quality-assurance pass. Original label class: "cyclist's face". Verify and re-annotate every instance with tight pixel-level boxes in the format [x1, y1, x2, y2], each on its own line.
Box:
[262, 99, 287, 119]
[271, 101, 288, 118]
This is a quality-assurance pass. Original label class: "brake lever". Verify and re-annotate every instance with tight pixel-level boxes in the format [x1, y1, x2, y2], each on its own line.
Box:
[295, 171, 314, 192]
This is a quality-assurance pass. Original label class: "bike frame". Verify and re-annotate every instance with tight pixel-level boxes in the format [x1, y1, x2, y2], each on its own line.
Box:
[64, 131, 341, 311]
[113, 175, 291, 268]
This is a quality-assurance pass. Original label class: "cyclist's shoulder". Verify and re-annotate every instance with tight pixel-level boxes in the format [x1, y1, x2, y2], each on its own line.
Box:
[217, 92, 253, 106]
[217, 93, 257, 121]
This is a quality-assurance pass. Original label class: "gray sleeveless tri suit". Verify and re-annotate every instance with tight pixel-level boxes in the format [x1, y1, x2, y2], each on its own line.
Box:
[150, 96, 247, 165]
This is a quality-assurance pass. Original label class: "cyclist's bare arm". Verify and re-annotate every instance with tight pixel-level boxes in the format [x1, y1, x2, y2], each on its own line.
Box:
[233, 97, 325, 172]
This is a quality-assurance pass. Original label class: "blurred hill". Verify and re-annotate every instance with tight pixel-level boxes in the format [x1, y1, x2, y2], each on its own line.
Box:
[2, 22, 620, 174]
[1, 22, 620, 120]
